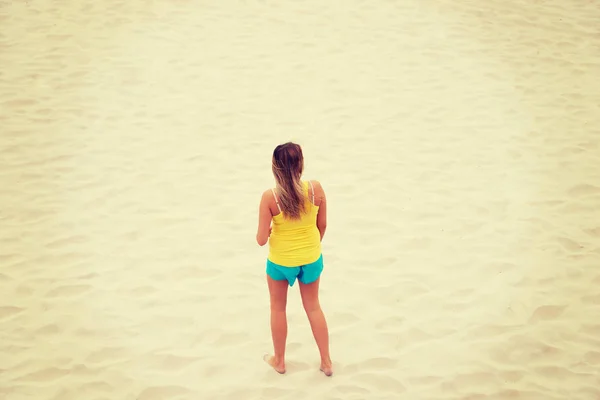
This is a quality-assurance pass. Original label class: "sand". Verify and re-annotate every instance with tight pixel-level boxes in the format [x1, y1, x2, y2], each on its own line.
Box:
[1, 0, 599, 399]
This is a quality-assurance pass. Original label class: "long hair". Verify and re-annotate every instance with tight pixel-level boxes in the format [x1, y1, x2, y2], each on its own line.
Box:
[272, 142, 307, 220]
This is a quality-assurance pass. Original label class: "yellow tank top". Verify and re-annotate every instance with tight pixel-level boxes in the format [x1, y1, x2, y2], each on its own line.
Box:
[267, 181, 321, 267]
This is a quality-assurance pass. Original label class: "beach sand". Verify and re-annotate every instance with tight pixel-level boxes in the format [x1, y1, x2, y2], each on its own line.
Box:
[1, 0, 599, 399]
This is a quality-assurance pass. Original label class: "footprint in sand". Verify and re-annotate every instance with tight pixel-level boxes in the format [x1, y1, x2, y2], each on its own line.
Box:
[584, 351, 600, 365]
[0, 253, 19, 264]
[261, 387, 289, 397]
[0, 272, 12, 281]
[333, 312, 361, 326]
[583, 227, 600, 238]
[45, 235, 88, 249]
[361, 357, 398, 370]
[130, 285, 157, 296]
[582, 323, 600, 336]
[335, 385, 370, 395]
[375, 316, 405, 330]
[86, 347, 128, 364]
[406, 375, 443, 387]
[534, 365, 573, 379]
[351, 372, 406, 392]
[403, 327, 435, 343]
[582, 293, 600, 305]
[16, 367, 70, 382]
[528, 305, 567, 323]
[556, 237, 584, 252]
[452, 371, 499, 388]
[568, 184, 600, 197]
[141, 353, 201, 371]
[78, 381, 113, 393]
[490, 389, 524, 399]
[137, 385, 191, 400]
[498, 369, 525, 383]
[0, 306, 24, 320]
[36, 323, 61, 335]
[46, 284, 91, 298]
[213, 332, 249, 346]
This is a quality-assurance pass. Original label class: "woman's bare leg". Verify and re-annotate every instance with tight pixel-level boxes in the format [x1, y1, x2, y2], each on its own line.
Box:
[265, 275, 289, 373]
[298, 278, 333, 376]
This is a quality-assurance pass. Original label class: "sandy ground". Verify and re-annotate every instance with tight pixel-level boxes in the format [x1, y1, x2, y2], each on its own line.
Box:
[1, 0, 600, 399]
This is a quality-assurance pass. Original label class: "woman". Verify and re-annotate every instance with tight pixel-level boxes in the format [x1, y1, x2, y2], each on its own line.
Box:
[256, 142, 333, 376]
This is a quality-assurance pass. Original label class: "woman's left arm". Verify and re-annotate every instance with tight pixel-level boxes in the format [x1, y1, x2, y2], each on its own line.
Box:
[256, 190, 272, 246]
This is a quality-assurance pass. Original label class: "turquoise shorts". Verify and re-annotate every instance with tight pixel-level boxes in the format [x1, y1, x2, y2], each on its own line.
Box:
[266, 254, 324, 287]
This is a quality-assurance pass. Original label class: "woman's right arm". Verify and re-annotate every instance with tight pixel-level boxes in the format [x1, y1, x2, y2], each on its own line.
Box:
[315, 181, 327, 241]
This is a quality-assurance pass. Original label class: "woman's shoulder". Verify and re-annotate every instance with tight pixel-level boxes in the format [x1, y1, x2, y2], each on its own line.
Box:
[306, 179, 325, 199]
[261, 187, 275, 202]
[306, 179, 324, 190]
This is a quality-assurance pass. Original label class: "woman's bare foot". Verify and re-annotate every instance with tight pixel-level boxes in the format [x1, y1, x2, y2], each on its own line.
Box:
[263, 354, 286, 374]
[320, 359, 333, 376]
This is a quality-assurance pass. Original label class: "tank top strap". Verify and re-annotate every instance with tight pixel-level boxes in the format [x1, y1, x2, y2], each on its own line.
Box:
[271, 188, 282, 213]
[307, 180, 315, 204]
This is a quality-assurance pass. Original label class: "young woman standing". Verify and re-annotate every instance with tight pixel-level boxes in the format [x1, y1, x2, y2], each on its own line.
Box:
[256, 142, 333, 376]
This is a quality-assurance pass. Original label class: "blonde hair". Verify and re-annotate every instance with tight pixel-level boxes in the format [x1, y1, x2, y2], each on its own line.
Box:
[272, 142, 306, 220]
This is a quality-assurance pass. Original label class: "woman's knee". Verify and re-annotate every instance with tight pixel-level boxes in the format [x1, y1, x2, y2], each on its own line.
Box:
[271, 302, 287, 313]
[299, 279, 321, 313]
[302, 298, 321, 313]
[270, 295, 287, 312]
